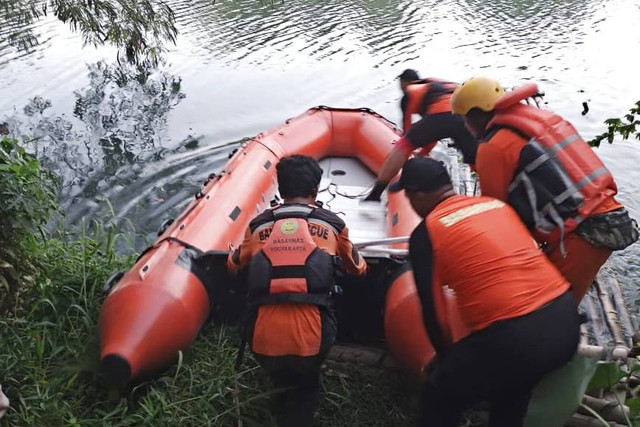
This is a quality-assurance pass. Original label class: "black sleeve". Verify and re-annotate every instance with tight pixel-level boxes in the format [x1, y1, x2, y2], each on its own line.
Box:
[409, 223, 448, 354]
[400, 93, 408, 115]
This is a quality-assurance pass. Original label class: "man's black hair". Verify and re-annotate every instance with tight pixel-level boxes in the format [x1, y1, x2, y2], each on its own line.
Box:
[398, 69, 420, 82]
[276, 155, 323, 198]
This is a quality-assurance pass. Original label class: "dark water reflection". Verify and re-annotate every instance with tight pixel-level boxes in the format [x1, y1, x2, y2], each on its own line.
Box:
[1, 0, 640, 317]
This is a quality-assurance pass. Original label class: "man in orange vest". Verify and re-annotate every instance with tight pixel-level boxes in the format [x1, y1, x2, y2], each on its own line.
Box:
[450, 77, 638, 301]
[391, 157, 580, 427]
[398, 68, 422, 130]
[228, 155, 367, 427]
[364, 73, 477, 201]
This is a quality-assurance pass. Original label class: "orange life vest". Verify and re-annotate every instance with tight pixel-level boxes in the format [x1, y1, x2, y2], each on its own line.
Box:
[405, 79, 457, 116]
[247, 206, 336, 357]
[411, 195, 569, 352]
[487, 84, 618, 243]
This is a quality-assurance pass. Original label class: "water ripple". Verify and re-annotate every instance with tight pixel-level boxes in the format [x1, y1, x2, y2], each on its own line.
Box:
[2, 0, 640, 314]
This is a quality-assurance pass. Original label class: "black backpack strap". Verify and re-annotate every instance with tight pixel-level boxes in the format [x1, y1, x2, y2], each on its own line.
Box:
[250, 293, 332, 307]
[484, 124, 531, 142]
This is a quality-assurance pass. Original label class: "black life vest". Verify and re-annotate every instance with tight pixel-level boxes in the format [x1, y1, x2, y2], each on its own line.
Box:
[247, 205, 336, 308]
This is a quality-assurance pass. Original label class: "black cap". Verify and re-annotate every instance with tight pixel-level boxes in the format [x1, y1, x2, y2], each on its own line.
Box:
[397, 69, 420, 81]
[389, 157, 452, 193]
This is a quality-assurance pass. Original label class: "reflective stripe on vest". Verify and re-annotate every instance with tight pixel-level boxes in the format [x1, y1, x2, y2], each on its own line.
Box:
[488, 103, 617, 239]
[273, 204, 314, 218]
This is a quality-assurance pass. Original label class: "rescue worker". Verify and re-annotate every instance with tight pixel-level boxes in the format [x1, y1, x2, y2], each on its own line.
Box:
[398, 68, 422, 121]
[450, 77, 639, 301]
[364, 74, 477, 201]
[227, 154, 367, 427]
[391, 157, 580, 427]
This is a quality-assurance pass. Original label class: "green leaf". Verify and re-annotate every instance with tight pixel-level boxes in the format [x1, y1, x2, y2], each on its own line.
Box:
[0, 273, 9, 293]
[587, 362, 626, 391]
[627, 397, 640, 418]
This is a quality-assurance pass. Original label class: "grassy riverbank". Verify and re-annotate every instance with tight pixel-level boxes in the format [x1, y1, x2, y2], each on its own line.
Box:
[0, 135, 452, 426]
[0, 222, 426, 426]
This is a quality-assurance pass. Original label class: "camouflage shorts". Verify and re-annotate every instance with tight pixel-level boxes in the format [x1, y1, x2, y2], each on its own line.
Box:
[575, 208, 640, 251]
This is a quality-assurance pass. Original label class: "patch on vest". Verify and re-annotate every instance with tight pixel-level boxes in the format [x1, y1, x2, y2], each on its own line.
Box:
[439, 200, 505, 227]
[280, 220, 299, 235]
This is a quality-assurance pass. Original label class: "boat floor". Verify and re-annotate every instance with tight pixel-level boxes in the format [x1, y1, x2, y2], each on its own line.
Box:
[316, 157, 388, 246]
[313, 145, 477, 250]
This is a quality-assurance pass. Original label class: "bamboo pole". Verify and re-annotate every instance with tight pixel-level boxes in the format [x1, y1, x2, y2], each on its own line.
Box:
[566, 413, 627, 427]
[597, 278, 629, 353]
[601, 271, 635, 344]
[578, 395, 630, 425]
[577, 344, 628, 360]
[582, 289, 608, 349]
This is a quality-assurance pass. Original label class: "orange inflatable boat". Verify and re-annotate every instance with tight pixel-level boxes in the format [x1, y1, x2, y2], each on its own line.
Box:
[99, 106, 471, 384]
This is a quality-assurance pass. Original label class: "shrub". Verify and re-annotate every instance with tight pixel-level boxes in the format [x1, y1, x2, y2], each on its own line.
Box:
[0, 137, 58, 313]
[590, 101, 640, 147]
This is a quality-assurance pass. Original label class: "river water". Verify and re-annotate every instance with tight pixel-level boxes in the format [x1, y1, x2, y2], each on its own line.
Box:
[1, 0, 639, 315]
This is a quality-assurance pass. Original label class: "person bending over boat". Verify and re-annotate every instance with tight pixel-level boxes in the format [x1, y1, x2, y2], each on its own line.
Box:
[450, 77, 639, 301]
[363, 72, 477, 201]
[227, 154, 367, 427]
[397, 68, 421, 127]
[392, 157, 580, 427]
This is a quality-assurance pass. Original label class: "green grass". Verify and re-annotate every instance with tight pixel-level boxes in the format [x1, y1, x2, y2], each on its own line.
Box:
[0, 222, 423, 426]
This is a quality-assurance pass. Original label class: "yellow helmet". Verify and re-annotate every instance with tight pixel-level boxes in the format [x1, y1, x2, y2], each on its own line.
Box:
[450, 77, 505, 115]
